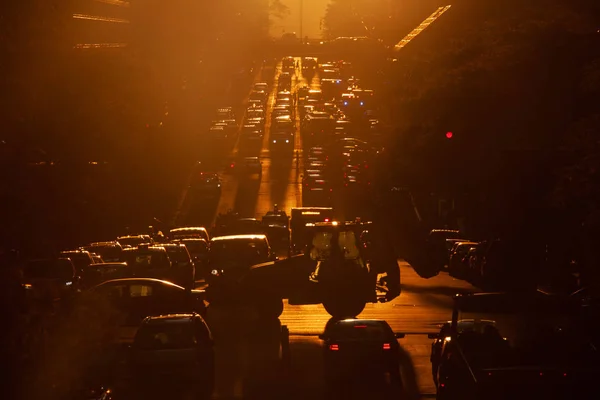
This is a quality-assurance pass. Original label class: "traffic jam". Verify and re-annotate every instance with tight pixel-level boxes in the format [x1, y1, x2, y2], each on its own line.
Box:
[14, 55, 599, 400]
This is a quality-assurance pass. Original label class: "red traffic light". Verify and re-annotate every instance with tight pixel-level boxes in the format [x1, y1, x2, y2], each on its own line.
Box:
[446, 132, 453, 139]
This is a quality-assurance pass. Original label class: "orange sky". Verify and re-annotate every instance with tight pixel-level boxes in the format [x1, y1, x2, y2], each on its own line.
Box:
[270, 0, 330, 39]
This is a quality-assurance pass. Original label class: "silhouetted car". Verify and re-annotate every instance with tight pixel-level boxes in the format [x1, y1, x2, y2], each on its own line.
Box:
[120, 245, 173, 282]
[319, 319, 403, 384]
[87, 262, 129, 287]
[170, 227, 210, 242]
[23, 258, 80, 307]
[157, 243, 195, 288]
[448, 241, 479, 278]
[60, 249, 95, 279]
[431, 292, 599, 400]
[82, 241, 123, 262]
[130, 314, 214, 398]
[87, 278, 206, 343]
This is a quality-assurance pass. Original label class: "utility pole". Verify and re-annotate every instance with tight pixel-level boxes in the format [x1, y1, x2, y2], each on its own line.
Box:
[299, 0, 304, 44]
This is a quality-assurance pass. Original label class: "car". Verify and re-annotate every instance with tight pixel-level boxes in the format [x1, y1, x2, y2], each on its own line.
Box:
[253, 82, 269, 92]
[60, 249, 95, 279]
[172, 238, 209, 278]
[170, 227, 210, 242]
[86, 262, 130, 287]
[430, 292, 599, 400]
[272, 115, 295, 135]
[206, 235, 275, 291]
[129, 314, 215, 398]
[448, 241, 479, 278]
[156, 243, 195, 288]
[120, 245, 173, 282]
[270, 132, 294, 150]
[86, 278, 207, 343]
[190, 172, 221, 199]
[261, 208, 290, 252]
[236, 156, 262, 177]
[215, 107, 235, 120]
[22, 258, 80, 306]
[319, 319, 404, 384]
[82, 241, 123, 263]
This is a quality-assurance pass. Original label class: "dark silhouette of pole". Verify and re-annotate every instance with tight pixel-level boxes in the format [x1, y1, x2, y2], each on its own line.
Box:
[299, 0, 303, 44]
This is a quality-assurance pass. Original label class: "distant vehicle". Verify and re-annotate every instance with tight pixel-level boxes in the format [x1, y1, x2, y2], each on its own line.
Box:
[215, 107, 235, 121]
[170, 227, 209, 242]
[60, 249, 95, 278]
[261, 208, 290, 252]
[86, 262, 129, 286]
[272, 115, 295, 134]
[117, 235, 154, 248]
[232, 156, 262, 177]
[86, 278, 206, 343]
[120, 245, 173, 282]
[319, 319, 403, 385]
[253, 82, 269, 92]
[427, 229, 466, 272]
[156, 243, 195, 288]
[270, 132, 294, 151]
[206, 234, 278, 314]
[448, 241, 479, 278]
[23, 258, 79, 305]
[130, 314, 214, 398]
[82, 241, 123, 262]
[430, 292, 599, 400]
[171, 238, 209, 279]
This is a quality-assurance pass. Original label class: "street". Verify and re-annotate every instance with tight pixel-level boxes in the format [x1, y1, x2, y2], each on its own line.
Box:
[172, 59, 477, 398]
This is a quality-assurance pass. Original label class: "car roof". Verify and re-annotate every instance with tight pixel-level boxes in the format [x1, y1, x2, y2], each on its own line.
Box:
[142, 314, 198, 324]
[211, 234, 267, 242]
[94, 277, 184, 289]
[90, 262, 127, 267]
[171, 227, 207, 232]
[122, 246, 166, 253]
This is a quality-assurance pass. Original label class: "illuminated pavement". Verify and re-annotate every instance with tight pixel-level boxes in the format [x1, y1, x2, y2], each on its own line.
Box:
[173, 58, 477, 398]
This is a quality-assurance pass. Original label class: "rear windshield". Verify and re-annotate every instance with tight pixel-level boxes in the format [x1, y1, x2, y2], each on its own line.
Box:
[210, 240, 268, 265]
[122, 251, 170, 269]
[134, 323, 195, 350]
[328, 323, 393, 341]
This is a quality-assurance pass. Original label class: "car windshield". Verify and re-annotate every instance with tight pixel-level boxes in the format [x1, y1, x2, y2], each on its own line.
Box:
[210, 240, 268, 266]
[134, 322, 196, 350]
[122, 251, 170, 269]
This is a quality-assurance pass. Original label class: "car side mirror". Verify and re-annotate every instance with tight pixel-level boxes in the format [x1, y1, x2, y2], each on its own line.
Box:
[394, 332, 405, 339]
[318, 334, 326, 340]
[427, 333, 439, 339]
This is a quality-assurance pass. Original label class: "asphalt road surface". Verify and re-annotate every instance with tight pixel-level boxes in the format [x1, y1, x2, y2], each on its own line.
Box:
[167, 58, 479, 399]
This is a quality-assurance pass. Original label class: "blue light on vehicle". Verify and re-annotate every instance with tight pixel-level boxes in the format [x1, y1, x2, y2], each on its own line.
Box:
[344, 101, 348, 106]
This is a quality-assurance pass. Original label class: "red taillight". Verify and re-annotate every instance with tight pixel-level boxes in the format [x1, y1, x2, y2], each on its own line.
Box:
[230, 163, 235, 168]
[329, 344, 339, 351]
[324, 218, 330, 222]
[383, 343, 391, 350]
[329, 188, 333, 192]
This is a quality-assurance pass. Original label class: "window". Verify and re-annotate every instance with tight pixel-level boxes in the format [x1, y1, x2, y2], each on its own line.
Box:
[134, 323, 196, 350]
[130, 284, 153, 297]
